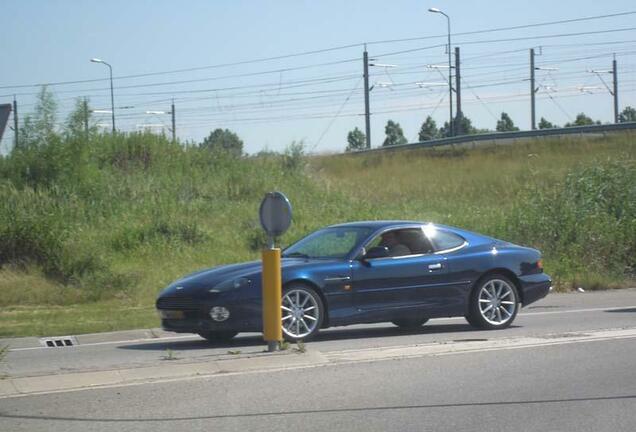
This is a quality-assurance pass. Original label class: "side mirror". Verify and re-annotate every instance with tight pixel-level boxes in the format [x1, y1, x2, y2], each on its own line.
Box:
[364, 246, 390, 260]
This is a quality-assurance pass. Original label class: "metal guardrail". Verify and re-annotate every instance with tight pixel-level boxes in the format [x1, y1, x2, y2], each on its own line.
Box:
[351, 121, 636, 154]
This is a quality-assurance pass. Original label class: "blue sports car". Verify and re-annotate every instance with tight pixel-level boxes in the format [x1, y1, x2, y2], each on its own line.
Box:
[156, 221, 551, 341]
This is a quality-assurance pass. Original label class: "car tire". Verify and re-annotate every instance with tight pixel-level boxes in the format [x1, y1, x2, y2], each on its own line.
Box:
[282, 284, 324, 342]
[198, 331, 238, 342]
[466, 274, 520, 330]
[392, 317, 429, 329]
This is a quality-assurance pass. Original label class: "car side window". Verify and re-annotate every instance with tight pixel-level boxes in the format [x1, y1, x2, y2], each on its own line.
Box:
[367, 228, 433, 258]
[301, 230, 362, 258]
[428, 229, 465, 252]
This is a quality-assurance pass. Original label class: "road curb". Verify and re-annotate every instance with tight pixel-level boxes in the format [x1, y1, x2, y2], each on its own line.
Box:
[0, 328, 173, 350]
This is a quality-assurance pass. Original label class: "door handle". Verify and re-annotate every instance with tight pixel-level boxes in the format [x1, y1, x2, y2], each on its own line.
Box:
[428, 263, 443, 270]
[324, 276, 351, 282]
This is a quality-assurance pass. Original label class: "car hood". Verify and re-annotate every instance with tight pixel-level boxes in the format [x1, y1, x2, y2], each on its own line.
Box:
[160, 258, 323, 296]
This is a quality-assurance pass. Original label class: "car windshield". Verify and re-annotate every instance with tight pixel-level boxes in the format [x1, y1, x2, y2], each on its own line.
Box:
[283, 226, 374, 259]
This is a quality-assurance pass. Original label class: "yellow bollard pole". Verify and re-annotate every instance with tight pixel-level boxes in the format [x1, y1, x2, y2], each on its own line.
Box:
[262, 248, 282, 351]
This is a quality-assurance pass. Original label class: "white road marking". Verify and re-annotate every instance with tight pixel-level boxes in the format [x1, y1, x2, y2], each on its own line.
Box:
[520, 305, 636, 316]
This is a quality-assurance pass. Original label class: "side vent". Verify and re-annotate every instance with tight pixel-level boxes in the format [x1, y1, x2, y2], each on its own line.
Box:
[39, 336, 78, 348]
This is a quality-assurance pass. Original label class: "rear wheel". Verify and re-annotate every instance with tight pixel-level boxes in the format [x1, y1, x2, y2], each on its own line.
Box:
[198, 331, 238, 342]
[281, 284, 324, 341]
[466, 275, 519, 330]
[392, 317, 429, 329]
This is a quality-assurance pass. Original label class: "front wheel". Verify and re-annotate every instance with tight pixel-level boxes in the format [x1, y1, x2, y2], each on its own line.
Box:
[281, 285, 324, 341]
[466, 275, 519, 330]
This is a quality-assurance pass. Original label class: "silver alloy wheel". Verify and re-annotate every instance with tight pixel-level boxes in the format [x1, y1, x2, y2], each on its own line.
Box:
[281, 288, 320, 339]
[478, 279, 517, 326]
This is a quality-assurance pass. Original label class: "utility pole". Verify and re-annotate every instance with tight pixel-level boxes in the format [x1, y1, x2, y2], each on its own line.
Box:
[171, 99, 176, 143]
[90, 59, 115, 133]
[109, 68, 115, 133]
[13, 96, 18, 149]
[446, 29, 453, 137]
[83, 98, 89, 140]
[363, 45, 371, 148]
[530, 48, 536, 130]
[454, 47, 462, 133]
[589, 56, 619, 123]
[428, 8, 453, 136]
[612, 55, 619, 123]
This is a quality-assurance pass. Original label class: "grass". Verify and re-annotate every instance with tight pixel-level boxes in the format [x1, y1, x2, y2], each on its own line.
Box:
[0, 302, 157, 338]
[161, 348, 179, 361]
[0, 131, 634, 337]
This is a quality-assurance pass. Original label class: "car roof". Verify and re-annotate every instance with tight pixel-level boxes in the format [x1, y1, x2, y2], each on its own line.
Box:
[326, 220, 494, 243]
[327, 220, 425, 229]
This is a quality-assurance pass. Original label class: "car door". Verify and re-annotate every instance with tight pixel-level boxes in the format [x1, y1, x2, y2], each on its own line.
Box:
[350, 227, 449, 320]
[422, 225, 471, 316]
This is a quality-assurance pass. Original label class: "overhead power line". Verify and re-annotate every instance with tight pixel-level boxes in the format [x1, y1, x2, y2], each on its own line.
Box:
[457, 27, 636, 46]
[2, 10, 635, 90]
[365, 10, 636, 45]
[0, 43, 365, 90]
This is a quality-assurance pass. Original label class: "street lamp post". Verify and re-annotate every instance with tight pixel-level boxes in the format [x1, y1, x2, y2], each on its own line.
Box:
[429, 7, 453, 136]
[90, 58, 115, 133]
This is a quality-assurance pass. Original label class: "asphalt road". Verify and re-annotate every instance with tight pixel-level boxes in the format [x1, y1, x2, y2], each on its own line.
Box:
[1, 289, 635, 431]
[3, 288, 636, 378]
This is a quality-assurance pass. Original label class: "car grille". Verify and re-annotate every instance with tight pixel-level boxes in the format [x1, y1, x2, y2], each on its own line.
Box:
[156, 296, 200, 310]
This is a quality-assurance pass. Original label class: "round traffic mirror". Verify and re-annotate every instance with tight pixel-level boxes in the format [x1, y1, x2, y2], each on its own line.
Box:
[259, 191, 292, 238]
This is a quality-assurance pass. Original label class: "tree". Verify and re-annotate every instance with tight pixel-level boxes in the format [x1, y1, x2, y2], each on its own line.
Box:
[418, 116, 438, 141]
[619, 106, 636, 123]
[454, 113, 477, 136]
[33, 85, 57, 140]
[438, 114, 479, 138]
[538, 117, 556, 129]
[382, 120, 408, 147]
[65, 98, 96, 139]
[346, 127, 366, 151]
[200, 128, 244, 157]
[565, 113, 600, 127]
[496, 112, 519, 132]
[19, 86, 58, 149]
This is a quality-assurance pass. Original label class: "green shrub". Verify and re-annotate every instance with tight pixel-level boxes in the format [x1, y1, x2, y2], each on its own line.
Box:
[281, 141, 306, 173]
[0, 184, 67, 271]
[506, 159, 636, 282]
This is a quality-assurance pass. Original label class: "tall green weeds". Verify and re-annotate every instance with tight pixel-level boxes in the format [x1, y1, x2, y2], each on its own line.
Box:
[507, 160, 635, 287]
[0, 119, 634, 336]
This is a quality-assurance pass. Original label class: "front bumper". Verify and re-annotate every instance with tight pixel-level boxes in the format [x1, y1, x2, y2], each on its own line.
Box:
[157, 299, 262, 334]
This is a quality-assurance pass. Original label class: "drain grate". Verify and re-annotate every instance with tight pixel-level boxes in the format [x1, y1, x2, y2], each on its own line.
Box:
[39, 336, 78, 348]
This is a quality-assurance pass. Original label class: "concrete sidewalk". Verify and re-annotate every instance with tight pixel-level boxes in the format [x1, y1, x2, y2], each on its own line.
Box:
[0, 348, 328, 398]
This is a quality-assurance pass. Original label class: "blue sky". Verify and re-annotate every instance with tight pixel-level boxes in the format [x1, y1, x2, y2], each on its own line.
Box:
[1, 0, 635, 154]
